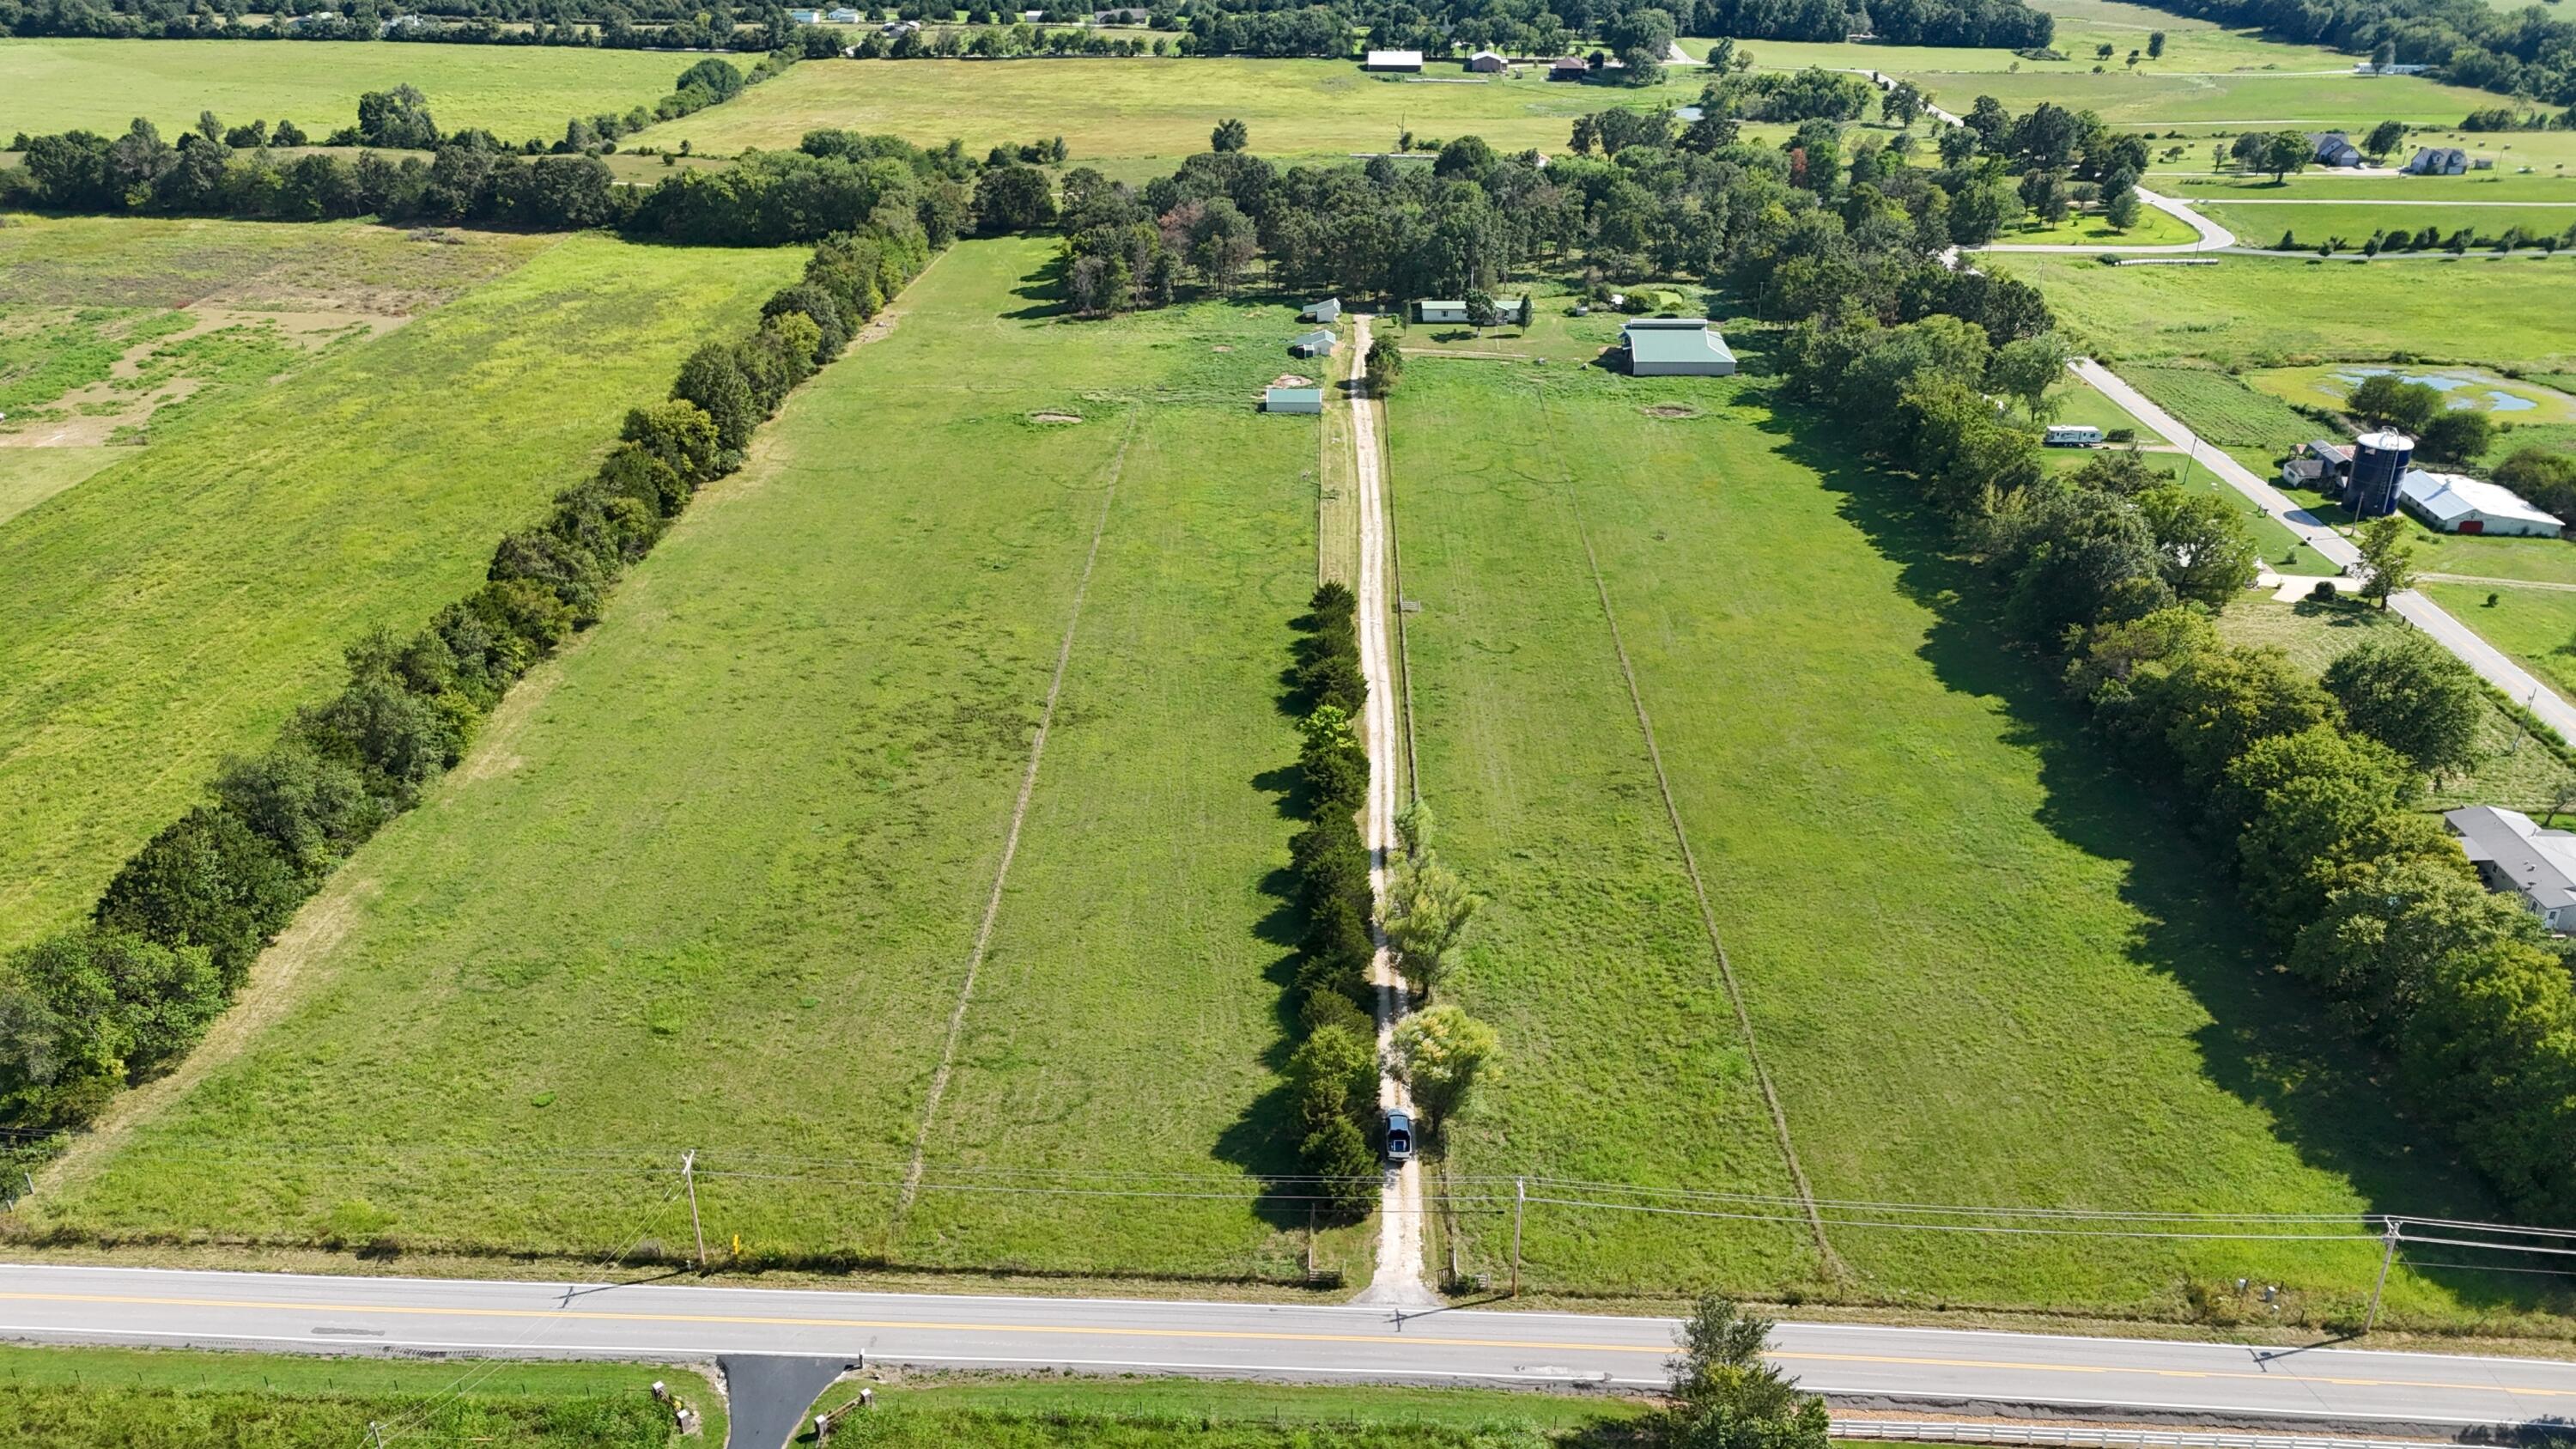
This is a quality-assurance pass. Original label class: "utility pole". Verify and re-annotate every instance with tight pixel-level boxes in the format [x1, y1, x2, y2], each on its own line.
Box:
[1509, 1178, 1526, 1299]
[681, 1150, 707, 1269]
[2365, 1218, 2403, 1333]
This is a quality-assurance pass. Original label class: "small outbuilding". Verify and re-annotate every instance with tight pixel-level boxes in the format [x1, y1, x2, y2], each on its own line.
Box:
[1265, 386, 1324, 414]
[2281, 439, 2354, 490]
[1466, 49, 1509, 72]
[1415, 299, 1468, 324]
[1620, 318, 1735, 377]
[1301, 297, 1341, 322]
[1289, 328, 1338, 358]
[2400, 469, 2563, 536]
[1365, 49, 1425, 71]
[825, 7, 860, 21]
[1548, 56, 1590, 80]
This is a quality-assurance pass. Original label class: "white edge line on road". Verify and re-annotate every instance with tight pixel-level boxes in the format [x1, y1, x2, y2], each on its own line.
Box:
[11, 1262, 2576, 1374]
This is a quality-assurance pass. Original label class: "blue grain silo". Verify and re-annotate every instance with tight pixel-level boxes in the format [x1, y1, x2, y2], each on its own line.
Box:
[2348, 430, 2415, 519]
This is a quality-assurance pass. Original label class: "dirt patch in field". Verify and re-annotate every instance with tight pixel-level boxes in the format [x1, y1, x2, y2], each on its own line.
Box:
[1643, 404, 1702, 419]
[1211, 344, 1234, 352]
[0, 306, 380, 448]
[1030, 411, 1084, 423]
[1271, 374, 1316, 389]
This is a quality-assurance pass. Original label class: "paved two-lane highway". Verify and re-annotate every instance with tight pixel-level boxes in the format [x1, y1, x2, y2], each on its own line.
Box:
[3, 1263, 2573, 1433]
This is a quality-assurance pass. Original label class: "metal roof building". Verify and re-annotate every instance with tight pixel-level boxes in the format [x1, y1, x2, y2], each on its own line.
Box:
[1265, 386, 1323, 414]
[2400, 469, 2564, 537]
[1289, 328, 1338, 358]
[1301, 297, 1340, 322]
[1364, 49, 1424, 70]
[2447, 806, 2576, 928]
[1621, 318, 1736, 376]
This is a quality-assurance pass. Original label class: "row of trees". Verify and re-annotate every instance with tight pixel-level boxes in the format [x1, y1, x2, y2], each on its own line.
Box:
[2113, 0, 2576, 105]
[0, 100, 1080, 248]
[1283, 585, 1392, 1219]
[0, 220, 940, 1141]
[1779, 259, 2576, 1223]
[0, 0, 831, 52]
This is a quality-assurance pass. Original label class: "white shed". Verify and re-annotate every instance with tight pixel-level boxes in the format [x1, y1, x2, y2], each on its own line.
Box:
[2400, 470, 2563, 536]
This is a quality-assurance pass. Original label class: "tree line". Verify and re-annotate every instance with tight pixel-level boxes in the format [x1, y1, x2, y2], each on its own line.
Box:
[1782, 296, 2576, 1226]
[2111, 0, 2575, 106]
[1042, 89, 2140, 328]
[0, 219, 940, 1147]
[1279, 586, 1499, 1223]
[0, 0, 831, 52]
[0, 89, 1081, 247]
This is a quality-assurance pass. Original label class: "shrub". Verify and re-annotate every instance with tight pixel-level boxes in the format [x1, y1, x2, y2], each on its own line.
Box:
[94, 807, 303, 982]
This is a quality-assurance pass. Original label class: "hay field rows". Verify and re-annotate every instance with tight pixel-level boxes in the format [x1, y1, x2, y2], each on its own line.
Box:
[0, 37, 690, 142]
[1387, 345, 2506, 1318]
[34, 239, 1365, 1283]
[0, 218, 805, 958]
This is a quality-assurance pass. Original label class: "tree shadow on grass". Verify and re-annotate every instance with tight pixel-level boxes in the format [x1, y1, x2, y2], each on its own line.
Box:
[1759, 402, 2567, 1317]
[1212, 756, 1325, 1236]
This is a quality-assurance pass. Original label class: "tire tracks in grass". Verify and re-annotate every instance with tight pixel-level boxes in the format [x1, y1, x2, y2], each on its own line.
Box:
[1535, 384, 1844, 1283]
[890, 405, 1140, 1233]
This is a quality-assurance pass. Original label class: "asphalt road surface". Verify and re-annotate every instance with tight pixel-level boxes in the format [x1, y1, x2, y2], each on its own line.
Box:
[3, 1263, 2574, 1434]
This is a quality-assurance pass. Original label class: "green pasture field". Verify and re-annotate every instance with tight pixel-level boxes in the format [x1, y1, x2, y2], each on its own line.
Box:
[1989, 201, 2199, 245]
[0, 217, 804, 959]
[2171, 173, 2576, 202]
[2121, 362, 2317, 448]
[1389, 346, 2524, 1322]
[1704, 6, 2349, 77]
[1869, 64, 2501, 128]
[32, 238, 1367, 1285]
[0, 1342, 719, 1448]
[0, 446, 122, 526]
[0, 37, 692, 144]
[827, 1376, 1651, 1434]
[1987, 253, 2576, 370]
[2202, 200, 2576, 247]
[626, 57, 1700, 163]
[2423, 582, 2576, 700]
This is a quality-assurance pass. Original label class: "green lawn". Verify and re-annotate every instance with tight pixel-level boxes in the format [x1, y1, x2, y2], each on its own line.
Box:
[0, 446, 123, 527]
[2202, 201, 2576, 250]
[825, 1375, 1651, 1434]
[0, 218, 804, 958]
[0, 1342, 720, 1448]
[2172, 173, 2576, 203]
[1391, 349, 2518, 1322]
[626, 56, 1702, 164]
[0, 37, 695, 144]
[1988, 252, 2576, 370]
[1990, 201, 2199, 247]
[2424, 582, 2576, 699]
[33, 239, 1364, 1284]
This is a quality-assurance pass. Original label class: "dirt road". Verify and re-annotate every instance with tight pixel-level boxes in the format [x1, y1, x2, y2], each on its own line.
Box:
[1344, 314, 1435, 1307]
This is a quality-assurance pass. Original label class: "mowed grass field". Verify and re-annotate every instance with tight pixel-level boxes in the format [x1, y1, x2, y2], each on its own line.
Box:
[629, 57, 1699, 164]
[1875, 64, 2501, 129]
[1389, 349, 2514, 1320]
[35, 239, 1361, 1283]
[2201, 201, 2576, 247]
[1986, 253, 2576, 369]
[0, 1343, 720, 1448]
[0, 217, 805, 958]
[0, 38, 690, 143]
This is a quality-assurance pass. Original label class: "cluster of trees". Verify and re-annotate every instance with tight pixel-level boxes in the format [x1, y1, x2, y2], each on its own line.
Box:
[1282, 584, 1388, 1220]
[2494, 447, 2576, 525]
[0, 104, 1056, 249]
[0, 221, 939, 1141]
[2290, 220, 2576, 257]
[1044, 92, 2134, 328]
[2112, 0, 2576, 105]
[1381, 807, 1497, 1137]
[2347, 372, 2496, 463]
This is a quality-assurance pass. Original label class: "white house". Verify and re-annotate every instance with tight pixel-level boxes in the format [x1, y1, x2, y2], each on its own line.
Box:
[2399, 469, 2563, 536]
[1301, 297, 1341, 322]
[1415, 299, 1467, 323]
[2405, 146, 2469, 175]
[1365, 49, 1425, 70]
[1621, 318, 1736, 376]
[2355, 60, 2431, 75]
[2448, 807, 2576, 929]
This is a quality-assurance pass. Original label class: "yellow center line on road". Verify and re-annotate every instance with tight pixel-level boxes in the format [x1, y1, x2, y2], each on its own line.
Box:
[0, 1291, 2561, 1398]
